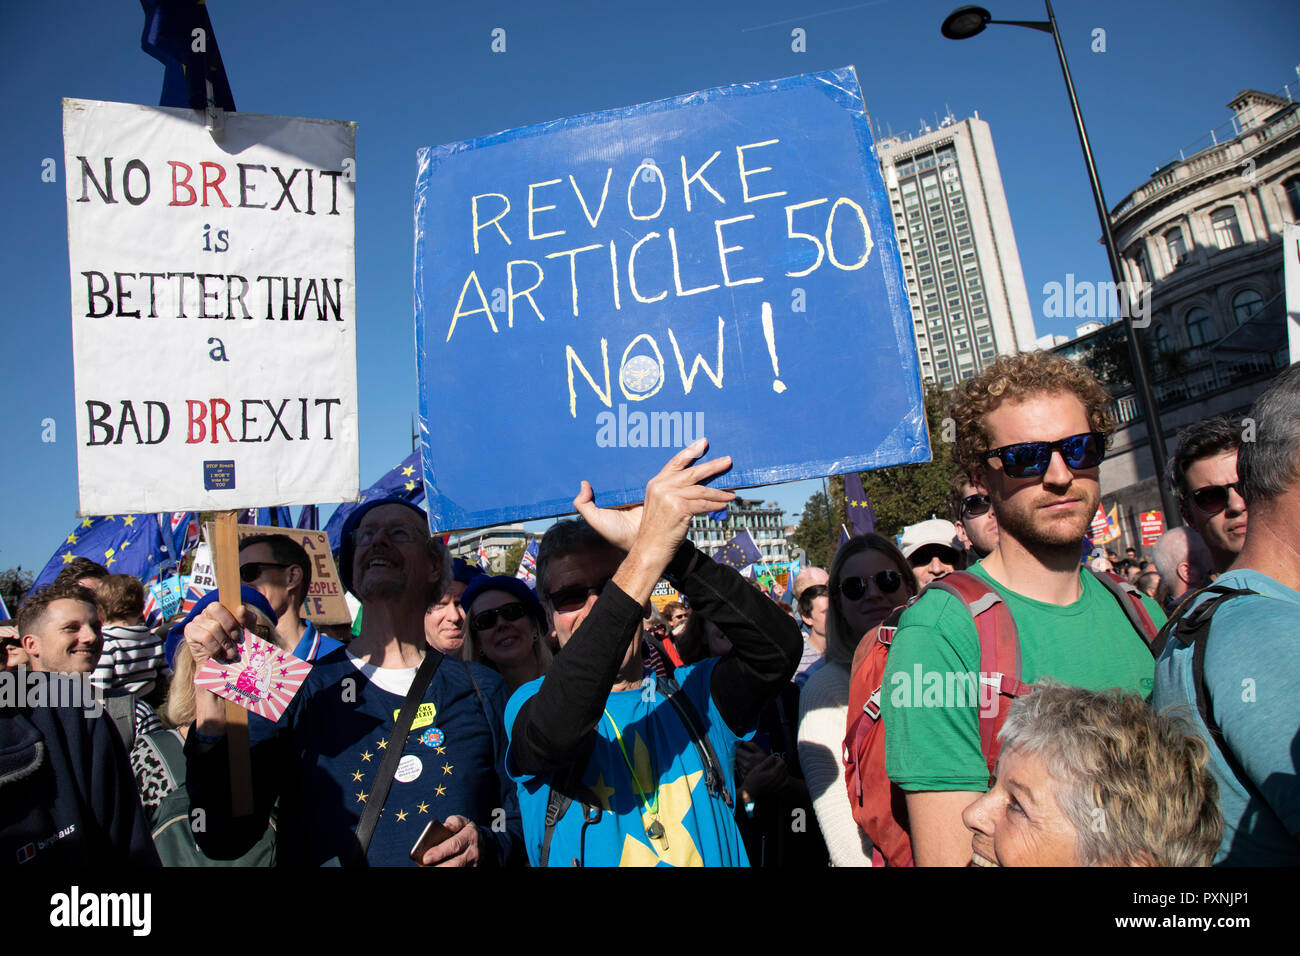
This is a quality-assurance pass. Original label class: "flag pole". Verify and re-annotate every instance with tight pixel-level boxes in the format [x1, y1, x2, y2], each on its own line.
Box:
[211, 511, 254, 816]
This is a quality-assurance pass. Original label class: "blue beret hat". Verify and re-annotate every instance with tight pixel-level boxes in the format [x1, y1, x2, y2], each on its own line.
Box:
[337, 497, 428, 595]
[460, 575, 546, 632]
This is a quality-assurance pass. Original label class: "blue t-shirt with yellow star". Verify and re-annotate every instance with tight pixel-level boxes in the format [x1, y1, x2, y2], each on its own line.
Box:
[505, 658, 752, 867]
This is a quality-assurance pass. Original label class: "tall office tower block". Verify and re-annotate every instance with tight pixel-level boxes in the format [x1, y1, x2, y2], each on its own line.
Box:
[877, 113, 1038, 386]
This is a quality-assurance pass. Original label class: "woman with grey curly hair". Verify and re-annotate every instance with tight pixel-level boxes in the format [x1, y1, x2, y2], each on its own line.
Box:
[962, 682, 1222, 866]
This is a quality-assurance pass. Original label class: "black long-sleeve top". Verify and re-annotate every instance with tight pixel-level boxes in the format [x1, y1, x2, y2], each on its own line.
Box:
[509, 540, 803, 776]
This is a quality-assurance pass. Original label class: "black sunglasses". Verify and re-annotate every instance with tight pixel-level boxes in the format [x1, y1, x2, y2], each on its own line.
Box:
[239, 561, 291, 583]
[840, 571, 904, 600]
[471, 602, 529, 631]
[546, 578, 611, 613]
[959, 493, 991, 518]
[1187, 481, 1244, 517]
[985, 432, 1106, 479]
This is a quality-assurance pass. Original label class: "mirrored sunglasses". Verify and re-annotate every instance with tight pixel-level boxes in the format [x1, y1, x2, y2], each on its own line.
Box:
[985, 432, 1105, 479]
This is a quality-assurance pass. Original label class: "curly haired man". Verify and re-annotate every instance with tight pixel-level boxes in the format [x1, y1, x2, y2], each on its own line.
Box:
[882, 352, 1165, 866]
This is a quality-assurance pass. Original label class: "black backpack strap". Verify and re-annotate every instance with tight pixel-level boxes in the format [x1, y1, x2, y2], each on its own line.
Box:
[658, 675, 733, 808]
[539, 744, 599, 868]
[1170, 586, 1258, 790]
[347, 649, 443, 867]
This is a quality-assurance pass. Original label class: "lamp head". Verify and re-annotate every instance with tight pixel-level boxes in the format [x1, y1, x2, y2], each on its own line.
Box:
[942, 5, 992, 39]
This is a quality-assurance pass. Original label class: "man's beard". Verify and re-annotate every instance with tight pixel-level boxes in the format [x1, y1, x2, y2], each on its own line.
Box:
[357, 568, 407, 602]
[993, 486, 1097, 554]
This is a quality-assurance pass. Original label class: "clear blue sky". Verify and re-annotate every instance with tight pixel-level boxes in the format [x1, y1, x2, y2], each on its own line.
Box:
[2, 0, 1296, 573]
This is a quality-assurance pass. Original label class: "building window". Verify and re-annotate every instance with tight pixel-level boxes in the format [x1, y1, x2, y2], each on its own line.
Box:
[1210, 206, 1243, 249]
[1153, 324, 1170, 355]
[1130, 246, 1152, 283]
[1283, 176, 1300, 221]
[1165, 227, 1187, 266]
[1231, 289, 1264, 325]
[1185, 307, 1213, 347]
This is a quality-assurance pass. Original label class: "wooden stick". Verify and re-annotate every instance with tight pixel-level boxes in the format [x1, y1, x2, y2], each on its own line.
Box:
[212, 511, 254, 817]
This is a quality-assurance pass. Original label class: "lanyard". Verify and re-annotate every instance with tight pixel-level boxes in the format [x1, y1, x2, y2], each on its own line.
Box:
[603, 708, 667, 843]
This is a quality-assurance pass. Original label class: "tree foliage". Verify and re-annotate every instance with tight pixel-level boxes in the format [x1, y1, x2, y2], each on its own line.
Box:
[499, 541, 527, 576]
[1, 567, 35, 615]
[790, 381, 960, 556]
[856, 381, 960, 537]
[788, 490, 837, 569]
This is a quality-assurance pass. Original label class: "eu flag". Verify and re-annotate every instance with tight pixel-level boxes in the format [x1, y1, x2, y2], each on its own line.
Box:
[33, 514, 168, 591]
[844, 472, 877, 535]
[255, 507, 293, 527]
[712, 529, 763, 570]
[324, 450, 425, 552]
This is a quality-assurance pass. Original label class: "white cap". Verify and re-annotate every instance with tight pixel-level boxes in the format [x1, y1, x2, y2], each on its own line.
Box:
[899, 519, 963, 559]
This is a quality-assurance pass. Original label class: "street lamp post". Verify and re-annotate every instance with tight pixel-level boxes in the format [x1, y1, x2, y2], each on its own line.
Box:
[941, 1, 1182, 528]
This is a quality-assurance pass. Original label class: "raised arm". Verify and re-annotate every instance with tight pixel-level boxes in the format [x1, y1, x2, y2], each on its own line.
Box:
[508, 440, 735, 775]
[665, 543, 802, 735]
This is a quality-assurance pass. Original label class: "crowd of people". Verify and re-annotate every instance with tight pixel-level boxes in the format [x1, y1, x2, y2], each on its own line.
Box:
[2, 352, 1296, 867]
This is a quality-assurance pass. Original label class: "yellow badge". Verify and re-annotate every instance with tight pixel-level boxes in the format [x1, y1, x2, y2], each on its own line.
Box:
[396, 702, 437, 731]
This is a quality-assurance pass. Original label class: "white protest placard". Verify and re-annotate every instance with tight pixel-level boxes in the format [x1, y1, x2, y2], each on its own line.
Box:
[63, 98, 359, 514]
[189, 541, 217, 591]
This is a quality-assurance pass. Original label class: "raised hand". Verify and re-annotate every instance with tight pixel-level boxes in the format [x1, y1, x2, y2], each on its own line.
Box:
[575, 438, 734, 564]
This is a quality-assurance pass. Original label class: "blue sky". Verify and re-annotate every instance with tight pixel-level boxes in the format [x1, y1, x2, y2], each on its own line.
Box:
[2, 0, 1297, 574]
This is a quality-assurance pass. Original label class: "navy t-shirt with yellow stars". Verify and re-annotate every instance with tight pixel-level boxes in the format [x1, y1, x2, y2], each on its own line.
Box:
[505, 657, 751, 867]
[188, 647, 523, 866]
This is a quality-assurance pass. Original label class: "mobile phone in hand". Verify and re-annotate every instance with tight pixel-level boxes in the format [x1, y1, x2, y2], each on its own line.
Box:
[410, 818, 454, 864]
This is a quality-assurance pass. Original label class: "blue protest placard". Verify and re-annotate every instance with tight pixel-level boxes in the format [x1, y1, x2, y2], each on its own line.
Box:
[415, 66, 927, 531]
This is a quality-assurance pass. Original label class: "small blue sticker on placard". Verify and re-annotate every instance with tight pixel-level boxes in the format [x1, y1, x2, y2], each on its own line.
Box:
[204, 460, 236, 490]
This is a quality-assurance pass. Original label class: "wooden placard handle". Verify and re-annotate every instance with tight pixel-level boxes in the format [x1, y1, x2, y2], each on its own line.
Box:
[212, 510, 254, 817]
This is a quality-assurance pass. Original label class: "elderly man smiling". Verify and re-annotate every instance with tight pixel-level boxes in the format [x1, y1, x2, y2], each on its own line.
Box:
[184, 498, 522, 867]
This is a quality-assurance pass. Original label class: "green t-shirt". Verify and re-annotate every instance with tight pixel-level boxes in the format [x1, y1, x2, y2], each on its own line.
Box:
[882, 564, 1164, 792]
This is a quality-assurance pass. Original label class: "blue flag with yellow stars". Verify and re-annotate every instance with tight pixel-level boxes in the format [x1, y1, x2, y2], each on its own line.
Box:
[712, 529, 763, 570]
[844, 472, 877, 536]
[324, 449, 425, 553]
[256, 507, 293, 527]
[32, 514, 168, 591]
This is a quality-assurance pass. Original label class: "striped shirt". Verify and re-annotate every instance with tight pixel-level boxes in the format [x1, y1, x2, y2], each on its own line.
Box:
[793, 638, 824, 687]
[91, 623, 167, 697]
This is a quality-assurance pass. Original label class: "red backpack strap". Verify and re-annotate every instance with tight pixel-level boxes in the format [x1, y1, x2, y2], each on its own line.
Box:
[926, 571, 1031, 778]
[860, 603, 908, 723]
[1089, 569, 1160, 649]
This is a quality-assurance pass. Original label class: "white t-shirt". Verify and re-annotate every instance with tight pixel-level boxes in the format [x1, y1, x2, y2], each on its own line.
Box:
[347, 650, 418, 697]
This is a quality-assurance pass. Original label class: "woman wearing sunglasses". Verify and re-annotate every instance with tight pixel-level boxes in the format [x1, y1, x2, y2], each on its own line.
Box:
[460, 576, 553, 697]
[797, 534, 917, 866]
